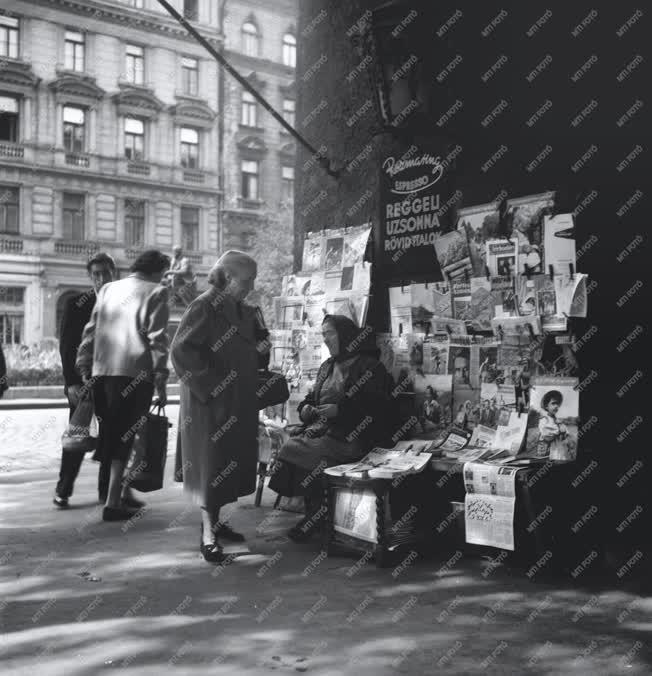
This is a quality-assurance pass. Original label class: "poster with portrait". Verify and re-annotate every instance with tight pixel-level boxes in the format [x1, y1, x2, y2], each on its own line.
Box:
[522, 376, 579, 460]
[491, 276, 518, 318]
[486, 239, 519, 278]
[412, 373, 453, 436]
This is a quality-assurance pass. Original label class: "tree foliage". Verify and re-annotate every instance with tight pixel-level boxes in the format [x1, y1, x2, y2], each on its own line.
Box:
[248, 206, 294, 325]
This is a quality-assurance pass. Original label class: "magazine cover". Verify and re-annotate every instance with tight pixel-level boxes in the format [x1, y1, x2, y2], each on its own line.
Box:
[389, 285, 413, 335]
[490, 275, 518, 317]
[342, 223, 371, 267]
[434, 230, 472, 280]
[422, 335, 450, 375]
[456, 202, 501, 277]
[522, 376, 579, 460]
[324, 228, 345, 271]
[432, 281, 453, 317]
[302, 231, 324, 272]
[515, 276, 538, 318]
[478, 342, 501, 384]
[493, 411, 528, 455]
[430, 317, 467, 336]
[411, 283, 437, 333]
[486, 238, 519, 277]
[555, 272, 588, 318]
[282, 273, 312, 297]
[544, 213, 576, 273]
[479, 382, 517, 429]
[273, 296, 305, 330]
[506, 192, 555, 270]
[533, 275, 566, 332]
[333, 487, 378, 543]
[413, 373, 453, 435]
[269, 329, 293, 370]
[469, 277, 493, 331]
[451, 279, 472, 323]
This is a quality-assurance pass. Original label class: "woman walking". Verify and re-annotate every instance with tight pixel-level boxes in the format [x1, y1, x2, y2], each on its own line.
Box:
[171, 250, 264, 563]
[76, 249, 170, 521]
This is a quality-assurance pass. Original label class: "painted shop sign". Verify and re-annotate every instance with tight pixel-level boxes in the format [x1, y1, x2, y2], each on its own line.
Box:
[377, 148, 449, 279]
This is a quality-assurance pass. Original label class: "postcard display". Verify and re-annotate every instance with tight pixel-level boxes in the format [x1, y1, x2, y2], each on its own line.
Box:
[271, 224, 373, 424]
[382, 192, 588, 551]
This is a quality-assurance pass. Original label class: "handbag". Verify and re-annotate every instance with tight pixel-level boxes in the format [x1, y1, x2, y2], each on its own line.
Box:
[62, 394, 98, 453]
[256, 369, 290, 410]
[125, 404, 172, 492]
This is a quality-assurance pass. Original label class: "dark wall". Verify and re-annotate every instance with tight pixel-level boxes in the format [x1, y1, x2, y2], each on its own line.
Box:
[296, 1, 650, 563]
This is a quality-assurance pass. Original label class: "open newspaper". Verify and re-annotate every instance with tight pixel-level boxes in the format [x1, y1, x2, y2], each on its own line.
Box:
[325, 440, 435, 480]
[463, 461, 519, 550]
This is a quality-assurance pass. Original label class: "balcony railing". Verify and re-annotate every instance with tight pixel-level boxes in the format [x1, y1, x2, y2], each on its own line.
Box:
[127, 161, 151, 176]
[54, 240, 99, 256]
[0, 236, 24, 253]
[65, 153, 90, 168]
[182, 170, 205, 183]
[0, 143, 25, 158]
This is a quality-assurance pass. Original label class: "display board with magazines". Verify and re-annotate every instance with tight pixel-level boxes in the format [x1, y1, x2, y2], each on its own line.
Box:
[380, 192, 585, 464]
[269, 224, 373, 424]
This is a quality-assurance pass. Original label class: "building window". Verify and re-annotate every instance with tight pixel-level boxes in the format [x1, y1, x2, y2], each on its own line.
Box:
[183, 0, 198, 21]
[64, 30, 85, 72]
[180, 127, 199, 168]
[125, 199, 145, 247]
[180, 206, 199, 251]
[241, 91, 257, 127]
[241, 160, 259, 200]
[124, 117, 145, 160]
[0, 186, 19, 233]
[282, 33, 296, 68]
[242, 22, 259, 57]
[282, 98, 295, 127]
[0, 287, 24, 345]
[281, 165, 294, 202]
[126, 44, 144, 85]
[0, 15, 19, 59]
[0, 95, 19, 142]
[62, 192, 85, 240]
[181, 56, 198, 95]
[122, 0, 144, 7]
[63, 106, 85, 153]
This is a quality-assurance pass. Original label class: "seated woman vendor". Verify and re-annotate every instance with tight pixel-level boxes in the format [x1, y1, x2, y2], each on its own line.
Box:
[269, 314, 394, 542]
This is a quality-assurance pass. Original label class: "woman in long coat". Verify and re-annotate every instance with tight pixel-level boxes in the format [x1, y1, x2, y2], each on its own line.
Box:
[171, 250, 262, 563]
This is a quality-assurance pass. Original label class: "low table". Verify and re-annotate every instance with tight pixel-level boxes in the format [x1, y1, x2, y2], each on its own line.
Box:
[321, 471, 436, 568]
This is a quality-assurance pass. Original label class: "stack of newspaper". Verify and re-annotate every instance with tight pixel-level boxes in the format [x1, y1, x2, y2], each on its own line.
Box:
[325, 440, 435, 480]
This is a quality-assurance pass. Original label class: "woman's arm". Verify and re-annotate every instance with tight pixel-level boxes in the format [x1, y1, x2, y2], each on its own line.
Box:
[171, 299, 229, 404]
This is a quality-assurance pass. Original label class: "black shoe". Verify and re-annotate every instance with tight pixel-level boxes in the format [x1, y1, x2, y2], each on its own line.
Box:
[200, 527, 227, 563]
[215, 522, 245, 542]
[53, 495, 70, 509]
[103, 506, 139, 522]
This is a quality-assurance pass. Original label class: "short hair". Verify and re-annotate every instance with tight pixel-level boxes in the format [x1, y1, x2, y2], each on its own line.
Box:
[86, 252, 116, 273]
[207, 250, 257, 289]
[542, 390, 563, 409]
[130, 249, 171, 275]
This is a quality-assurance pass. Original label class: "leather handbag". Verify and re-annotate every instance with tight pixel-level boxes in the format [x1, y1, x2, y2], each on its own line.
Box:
[256, 369, 290, 410]
[125, 404, 172, 492]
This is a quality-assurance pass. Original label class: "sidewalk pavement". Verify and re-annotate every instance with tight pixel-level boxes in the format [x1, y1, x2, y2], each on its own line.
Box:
[1, 436, 650, 674]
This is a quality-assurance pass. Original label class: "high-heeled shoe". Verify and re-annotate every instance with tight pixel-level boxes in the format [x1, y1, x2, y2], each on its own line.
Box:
[200, 526, 226, 563]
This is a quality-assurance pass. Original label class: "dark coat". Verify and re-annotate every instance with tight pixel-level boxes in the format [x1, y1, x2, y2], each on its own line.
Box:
[171, 288, 259, 512]
[297, 353, 396, 449]
[59, 291, 95, 388]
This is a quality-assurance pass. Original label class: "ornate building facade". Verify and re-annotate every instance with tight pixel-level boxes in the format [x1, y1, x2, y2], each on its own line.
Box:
[0, 0, 296, 344]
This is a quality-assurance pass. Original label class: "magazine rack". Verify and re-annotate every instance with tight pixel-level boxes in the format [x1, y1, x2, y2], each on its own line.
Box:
[321, 471, 434, 568]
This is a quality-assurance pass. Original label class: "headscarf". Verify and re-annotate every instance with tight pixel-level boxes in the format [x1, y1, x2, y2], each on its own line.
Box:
[322, 314, 379, 362]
